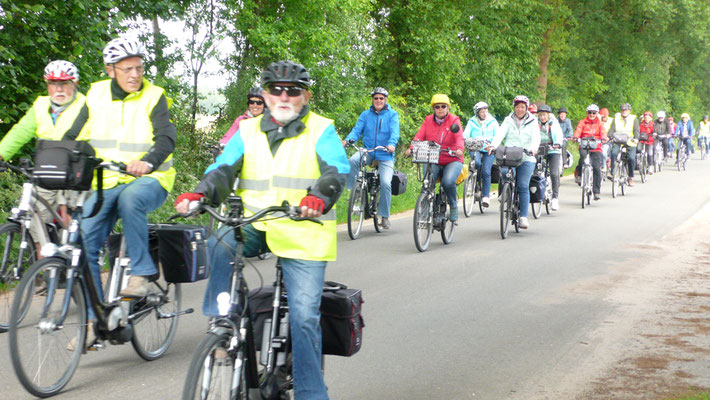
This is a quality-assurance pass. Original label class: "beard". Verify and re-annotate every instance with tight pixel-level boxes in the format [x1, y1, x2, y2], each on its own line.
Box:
[269, 101, 299, 124]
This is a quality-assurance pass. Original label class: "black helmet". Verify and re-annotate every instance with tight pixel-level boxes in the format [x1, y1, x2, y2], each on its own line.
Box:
[538, 104, 552, 113]
[247, 86, 264, 101]
[371, 87, 388, 97]
[557, 107, 568, 114]
[620, 103, 632, 111]
[261, 61, 311, 88]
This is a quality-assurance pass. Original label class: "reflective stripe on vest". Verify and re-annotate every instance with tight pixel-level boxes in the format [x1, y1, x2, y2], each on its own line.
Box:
[85, 79, 176, 192]
[236, 112, 337, 261]
[33, 94, 86, 140]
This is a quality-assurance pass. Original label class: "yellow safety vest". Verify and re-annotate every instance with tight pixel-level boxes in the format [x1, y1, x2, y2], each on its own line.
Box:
[613, 113, 637, 147]
[83, 79, 175, 191]
[236, 112, 337, 261]
[33, 94, 86, 140]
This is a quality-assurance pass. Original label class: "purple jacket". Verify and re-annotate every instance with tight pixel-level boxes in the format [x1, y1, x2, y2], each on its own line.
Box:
[219, 110, 251, 145]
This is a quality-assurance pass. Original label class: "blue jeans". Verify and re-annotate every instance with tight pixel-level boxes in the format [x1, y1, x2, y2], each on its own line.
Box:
[611, 144, 637, 178]
[430, 162, 463, 209]
[346, 153, 394, 218]
[81, 177, 167, 319]
[677, 137, 692, 156]
[501, 161, 535, 218]
[204, 225, 329, 400]
[472, 151, 495, 198]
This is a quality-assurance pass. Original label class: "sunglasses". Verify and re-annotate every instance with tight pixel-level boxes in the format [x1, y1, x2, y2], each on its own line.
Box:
[587, 111, 598, 114]
[247, 100, 264, 105]
[433, 105, 448, 110]
[373, 96, 386, 101]
[268, 85, 305, 97]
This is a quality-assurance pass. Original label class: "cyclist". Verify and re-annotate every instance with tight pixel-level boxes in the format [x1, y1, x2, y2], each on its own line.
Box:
[696, 115, 709, 155]
[536, 105, 563, 210]
[557, 107, 573, 171]
[599, 108, 612, 171]
[668, 116, 677, 153]
[219, 86, 266, 145]
[463, 101, 499, 208]
[175, 60, 348, 400]
[607, 103, 639, 186]
[404, 94, 464, 220]
[0, 60, 83, 251]
[676, 113, 694, 161]
[488, 95, 540, 229]
[638, 111, 655, 175]
[654, 111, 672, 160]
[343, 87, 399, 229]
[573, 104, 607, 200]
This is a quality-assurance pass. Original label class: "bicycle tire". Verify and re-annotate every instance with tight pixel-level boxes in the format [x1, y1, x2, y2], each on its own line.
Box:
[639, 156, 647, 183]
[463, 171, 475, 217]
[130, 279, 181, 361]
[0, 222, 37, 332]
[372, 186, 382, 233]
[183, 331, 249, 400]
[531, 200, 542, 219]
[611, 162, 620, 198]
[545, 198, 550, 215]
[440, 201, 455, 244]
[413, 192, 433, 252]
[621, 164, 627, 196]
[347, 181, 366, 240]
[9, 257, 86, 398]
[513, 196, 521, 234]
[500, 183, 511, 239]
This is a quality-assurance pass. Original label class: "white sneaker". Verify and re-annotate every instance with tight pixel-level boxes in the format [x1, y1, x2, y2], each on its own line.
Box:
[551, 198, 559, 211]
[520, 217, 529, 229]
[481, 197, 490, 208]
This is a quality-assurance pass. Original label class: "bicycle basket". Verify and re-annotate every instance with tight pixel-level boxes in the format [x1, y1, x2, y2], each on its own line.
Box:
[580, 138, 598, 150]
[465, 138, 487, 152]
[612, 133, 630, 144]
[638, 132, 650, 141]
[411, 141, 441, 163]
[495, 146, 524, 167]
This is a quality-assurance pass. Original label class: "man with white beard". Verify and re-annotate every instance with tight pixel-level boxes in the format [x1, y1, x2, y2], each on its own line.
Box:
[175, 60, 349, 399]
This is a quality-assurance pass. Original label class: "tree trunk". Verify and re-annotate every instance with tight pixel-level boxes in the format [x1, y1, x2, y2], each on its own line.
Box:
[152, 16, 163, 76]
[538, 27, 552, 102]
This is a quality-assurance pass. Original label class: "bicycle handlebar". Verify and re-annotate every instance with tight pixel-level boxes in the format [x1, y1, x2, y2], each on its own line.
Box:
[345, 141, 392, 153]
[0, 160, 33, 179]
[171, 199, 324, 226]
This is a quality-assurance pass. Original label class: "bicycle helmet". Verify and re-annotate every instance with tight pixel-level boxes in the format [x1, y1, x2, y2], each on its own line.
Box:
[586, 104, 600, 113]
[430, 93, 450, 107]
[473, 101, 489, 116]
[538, 104, 552, 113]
[528, 104, 538, 114]
[261, 61, 311, 88]
[620, 103, 632, 111]
[44, 60, 79, 81]
[600, 108, 610, 117]
[103, 37, 146, 65]
[657, 110, 666, 118]
[371, 87, 389, 97]
[643, 111, 653, 118]
[681, 113, 690, 119]
[513, 95, 529, 107]
[246, 86, 264, 101]
[557, 107, 568, 114]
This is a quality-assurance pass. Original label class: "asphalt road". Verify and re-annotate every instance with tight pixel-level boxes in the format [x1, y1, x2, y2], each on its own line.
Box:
[2, 154, 709, 399]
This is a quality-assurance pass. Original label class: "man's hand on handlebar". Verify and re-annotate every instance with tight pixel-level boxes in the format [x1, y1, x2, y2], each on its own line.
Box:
[127, 160, 152, 177]
[174, 192, 205, 215]
[299, 194, 325, 218]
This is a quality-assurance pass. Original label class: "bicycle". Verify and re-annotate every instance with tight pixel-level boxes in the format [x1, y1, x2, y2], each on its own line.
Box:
[496, 147, 532, 239]
[677, 138, 689, 171]
[345, 141, 390, 239]
[411, 141, 457, 252]
[463, 138, 489, 217]
[636, 135, 651, 183]
[0, 160, 69, 332]
[654, 134, 667, 172]
[530, 143, 554, 218]
[181, 197, 324, 400]
[578, 137, 599, 208]
[610, 135, 632, 198]
[8, 161, 188, 397]
[698, 136, 707, 160]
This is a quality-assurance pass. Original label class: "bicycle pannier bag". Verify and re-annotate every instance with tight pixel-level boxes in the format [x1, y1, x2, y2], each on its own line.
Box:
[529, 174, 546, 203]
[106, 226, 160, 280]
[391, 170, 407, 196]
[155, 224, 210, 283]
[490, 163, 501, 184]
[495, 146, 524, 167]
[33, 139, 99, 190]
[612, 133, 630, 144]
[579, 138, 598, 151]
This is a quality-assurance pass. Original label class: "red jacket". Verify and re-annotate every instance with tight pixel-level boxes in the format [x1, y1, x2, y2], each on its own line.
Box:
[574, 116, 607, 152]
[412, 113, 464, 165]
[639, 120, 655, 144]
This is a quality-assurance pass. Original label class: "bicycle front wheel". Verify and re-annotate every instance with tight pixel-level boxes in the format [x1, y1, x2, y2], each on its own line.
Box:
[499, 183, 511, 239]
[130, 278, 181, 361]
[639, 156, 647, 183]
[611, 164, 619, 198]
[413, 192, 433, 252]
[440, 202, 455, 244]
[0, 222, 37, 332]
[183, 331, 248, 400]
[463, 171, 475, 217]
[621, 164, 628, 196]
[9, 257, 87, 398]
[347, 181, 366, 240]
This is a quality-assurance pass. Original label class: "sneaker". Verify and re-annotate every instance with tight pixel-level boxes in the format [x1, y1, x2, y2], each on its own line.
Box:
[551, 198, 559, 211]
[449, 206, 459, 222]
[381, 217, 391, 230]
[519, 217, 529, 229]
[119, 276, 150, 298]
[67, 321, 97, 351]
[627, 178, 634, 187]
[574, 175, 581, 186]
[481, 196, 490, 208]
[594, 193, 601, 201]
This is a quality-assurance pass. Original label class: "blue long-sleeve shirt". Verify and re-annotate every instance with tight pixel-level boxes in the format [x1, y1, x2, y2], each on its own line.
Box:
[345, 104, 399, 161]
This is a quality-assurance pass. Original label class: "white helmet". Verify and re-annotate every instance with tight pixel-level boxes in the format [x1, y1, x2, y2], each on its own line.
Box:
[586, 104, 600, 113]
[657, 110, 666, 118]
[473, 101, 489, 116]
[103, 37, 145, 65]
[44, 60, 79, 81]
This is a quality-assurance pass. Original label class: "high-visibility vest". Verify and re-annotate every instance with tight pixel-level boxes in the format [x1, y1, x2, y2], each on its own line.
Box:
[236, 112, 337, 261]
[33, 94, 86, 140]
[613, 113, 637, 147]
[84, 79, 175, 191]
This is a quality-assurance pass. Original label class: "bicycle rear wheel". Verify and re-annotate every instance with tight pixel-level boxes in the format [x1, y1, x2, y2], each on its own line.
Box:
[531, 200, 542, 219]
[499, 183, 511, 239]
[9, 257, 86, 398]
[372, 187, 382, 233]
[347, 181, 366, 240]
[413, 192, 433, 252]
[0, 222, 37, 332]
[183, 331, 249, 400]
[463, 170, 476, 217]
[130, 278, 181, 361]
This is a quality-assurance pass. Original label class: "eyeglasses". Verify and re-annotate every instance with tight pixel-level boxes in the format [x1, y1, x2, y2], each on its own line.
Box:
[434, 105, 448, 110]
[373, 96, 386, 101]
[248, 100, 264, 105]
[113, 65, 144, 74]
[46, 81, 73, 88]
[268, 85, 305, 97]
[587, 111, 598, 115]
